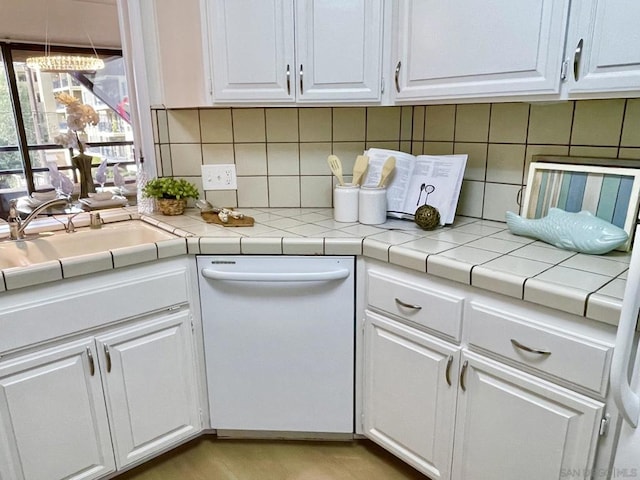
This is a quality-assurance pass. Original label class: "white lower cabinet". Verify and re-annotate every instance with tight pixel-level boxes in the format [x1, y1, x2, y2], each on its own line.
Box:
[452, 351, 604, 480]
[0, 308, 200, 480]
[363, 311, 459, 480]
[362, 261, 614, 480]
[96, 310, 200, 469]
[0, 339, 115, 480]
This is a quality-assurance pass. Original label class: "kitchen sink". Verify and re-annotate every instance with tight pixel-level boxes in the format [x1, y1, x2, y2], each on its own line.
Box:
[0, 220, 177, 268]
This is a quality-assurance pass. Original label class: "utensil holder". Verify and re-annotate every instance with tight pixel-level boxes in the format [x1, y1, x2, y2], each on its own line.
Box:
[333, 183, 359, 222]
[359, 186, 387, 225]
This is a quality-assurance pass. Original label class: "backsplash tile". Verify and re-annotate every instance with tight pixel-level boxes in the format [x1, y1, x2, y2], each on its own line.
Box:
[527, 102, 573, 145]
[489, 103, 529, 144]
[455, 104, 491, 142]
[425, 105, 455, 141]
[232, 109, 266, 142]
[200, 109, 233, 142]
[153, 98, 640, 220]
[571, 99, 625, 146]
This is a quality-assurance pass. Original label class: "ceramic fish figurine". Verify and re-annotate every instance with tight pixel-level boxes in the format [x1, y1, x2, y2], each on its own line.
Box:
[505, 208, 629, 254]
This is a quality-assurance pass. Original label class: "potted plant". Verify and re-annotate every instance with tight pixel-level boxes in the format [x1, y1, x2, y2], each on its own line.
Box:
[142, 177, 199, 215]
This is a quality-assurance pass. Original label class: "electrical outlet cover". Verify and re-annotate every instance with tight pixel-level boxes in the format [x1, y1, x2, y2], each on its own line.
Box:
[202, 164, 237, 190]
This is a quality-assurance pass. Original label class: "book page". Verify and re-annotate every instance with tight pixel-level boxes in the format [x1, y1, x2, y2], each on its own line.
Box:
[405, 155, 468, 223]
[361, 148, 416, 213]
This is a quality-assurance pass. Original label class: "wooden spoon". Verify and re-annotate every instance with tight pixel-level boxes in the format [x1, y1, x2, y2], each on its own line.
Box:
[377, 156, 396, 187]
[352, 155, 369, 186]
[327, 155, 345, 186]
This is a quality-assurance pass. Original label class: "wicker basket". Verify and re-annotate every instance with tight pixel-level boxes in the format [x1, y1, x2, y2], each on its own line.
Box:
[156, 198, 187, 215]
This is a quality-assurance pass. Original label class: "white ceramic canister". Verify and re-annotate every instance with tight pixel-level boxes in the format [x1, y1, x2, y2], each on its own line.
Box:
[333, 183, 360, 222]
[359, 186, 387, 225]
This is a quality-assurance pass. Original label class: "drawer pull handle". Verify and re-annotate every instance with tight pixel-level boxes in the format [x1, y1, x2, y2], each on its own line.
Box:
[445, 355, 453, 386]
[299, 64, 304, 94]
[394, 298, 422, 310]
[104, 345, 112, 373]
[510, 339, 551, 356]
[460, 360, 468, 391]
[573, 38, 583, 81]
[86, 347, 95, 377]
[394, 61, 401, 93]
[286, 64, 291, 95]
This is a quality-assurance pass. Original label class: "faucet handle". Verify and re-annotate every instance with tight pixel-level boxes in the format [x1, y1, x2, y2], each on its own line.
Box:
[7, 198, 21, 223]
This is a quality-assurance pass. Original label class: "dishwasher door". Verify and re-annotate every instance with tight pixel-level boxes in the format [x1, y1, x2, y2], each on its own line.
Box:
[197, 255, 355, 434]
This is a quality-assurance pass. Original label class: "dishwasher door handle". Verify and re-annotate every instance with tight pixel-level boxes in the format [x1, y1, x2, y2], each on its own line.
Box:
[201, 268, 351, 282]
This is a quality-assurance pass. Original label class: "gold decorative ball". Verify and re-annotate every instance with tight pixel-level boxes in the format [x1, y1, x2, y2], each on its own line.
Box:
[414, 205, 440, 230]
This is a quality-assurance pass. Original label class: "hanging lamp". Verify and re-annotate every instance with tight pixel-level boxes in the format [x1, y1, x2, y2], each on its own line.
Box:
[25, 6, 105, 72]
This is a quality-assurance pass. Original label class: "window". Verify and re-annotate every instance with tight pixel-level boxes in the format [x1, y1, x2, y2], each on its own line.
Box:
[0, 42, 135, 202]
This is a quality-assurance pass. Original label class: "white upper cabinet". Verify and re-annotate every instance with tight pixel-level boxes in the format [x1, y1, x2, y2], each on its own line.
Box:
[294, 0, 384, 102]
[391, 0, 570, 101]
[206, 0, 295, 103]
[564, 0, 640, 96]
[205, 0, 384, 104]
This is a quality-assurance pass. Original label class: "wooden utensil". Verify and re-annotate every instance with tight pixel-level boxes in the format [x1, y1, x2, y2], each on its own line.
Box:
[377, 156, 396, 187]
[352, 155, 369, 186]
[327, 155, 345, 186]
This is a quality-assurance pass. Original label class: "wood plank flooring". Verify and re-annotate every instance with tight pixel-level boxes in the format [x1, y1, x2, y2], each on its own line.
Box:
[116, 437, 429, 480]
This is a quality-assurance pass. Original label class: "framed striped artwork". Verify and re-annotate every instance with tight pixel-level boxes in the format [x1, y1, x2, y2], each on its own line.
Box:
[523, 162, 640, 251]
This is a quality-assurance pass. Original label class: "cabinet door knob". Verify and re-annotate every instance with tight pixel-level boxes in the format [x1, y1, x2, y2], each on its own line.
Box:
[104, 345, 112, 373]
[573, 38, 584, 81]
[445, 355, 453, 386]
[86, 347, 95, 377]
[286, 64, 291, 95]
[394, 61, 402, 93]
[394, 298, 422, 310]
[460, 360, 468, 391]
[510, 338, 551, 356]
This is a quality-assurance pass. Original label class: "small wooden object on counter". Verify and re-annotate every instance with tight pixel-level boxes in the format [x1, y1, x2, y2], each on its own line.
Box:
[201, 210, 255, 227]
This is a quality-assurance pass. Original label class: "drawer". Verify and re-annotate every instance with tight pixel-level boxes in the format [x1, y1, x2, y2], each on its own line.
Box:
[367, 270, 463, 341]
[466, 301, 613, 396]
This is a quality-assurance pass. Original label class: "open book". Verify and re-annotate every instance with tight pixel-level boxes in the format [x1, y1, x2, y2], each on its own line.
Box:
[361, 148, 467, 224]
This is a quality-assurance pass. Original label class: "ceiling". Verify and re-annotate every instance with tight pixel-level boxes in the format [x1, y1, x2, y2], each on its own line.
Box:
[0, 0, 121, 49]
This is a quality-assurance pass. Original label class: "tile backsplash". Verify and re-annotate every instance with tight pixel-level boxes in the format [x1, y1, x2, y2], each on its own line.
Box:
[152, 99, 640, 222]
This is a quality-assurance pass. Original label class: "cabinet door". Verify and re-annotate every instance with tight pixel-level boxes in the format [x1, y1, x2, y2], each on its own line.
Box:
[565, 0, 640, 94]
[363, 311, 459, 480]
[452, 351, 604, 480]
[96, 310, 200, 469]
[0, 340, 114, 480]
[207, 0, 295, 102]
[295, 0, 383, 102]
[393, 0, 570, 101]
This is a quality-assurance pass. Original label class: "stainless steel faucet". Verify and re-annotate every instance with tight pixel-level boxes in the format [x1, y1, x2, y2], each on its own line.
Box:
[7, 197, 69, 240]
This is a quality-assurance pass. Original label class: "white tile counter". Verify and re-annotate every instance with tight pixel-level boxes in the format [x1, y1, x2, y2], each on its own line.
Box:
[0, 206, 630, 326]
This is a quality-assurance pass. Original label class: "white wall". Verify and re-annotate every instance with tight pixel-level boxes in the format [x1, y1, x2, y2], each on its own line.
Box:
[0, 0, 121, 48]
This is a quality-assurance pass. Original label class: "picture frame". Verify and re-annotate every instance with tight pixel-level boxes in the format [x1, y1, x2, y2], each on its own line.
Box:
[523, 161, 640, 252]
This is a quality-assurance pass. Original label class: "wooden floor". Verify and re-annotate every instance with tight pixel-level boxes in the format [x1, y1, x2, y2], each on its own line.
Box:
[116, 437, 429, 480]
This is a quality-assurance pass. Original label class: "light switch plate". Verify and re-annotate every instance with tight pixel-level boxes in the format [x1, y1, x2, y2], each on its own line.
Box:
[202, 164, 237, 190]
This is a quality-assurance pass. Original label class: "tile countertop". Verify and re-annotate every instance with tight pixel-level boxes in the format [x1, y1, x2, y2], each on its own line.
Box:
[0, 206, 630, 327]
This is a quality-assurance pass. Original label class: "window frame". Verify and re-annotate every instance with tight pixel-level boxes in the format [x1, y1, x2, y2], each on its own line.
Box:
[0, 41, 134, 193]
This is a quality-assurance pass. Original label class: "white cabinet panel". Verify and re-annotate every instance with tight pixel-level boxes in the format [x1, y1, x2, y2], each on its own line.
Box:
[452, 352, 604, 480]
[392, 0, 570, 101]
[206, 0, 295, 102]
[363, 311, 459, 480]
[565, 0, 640, 95]
[206, 0, 383, 103]
[295, 0, 383, 102]
[97, 311, 200, 469]
[0, 340, 114, 480]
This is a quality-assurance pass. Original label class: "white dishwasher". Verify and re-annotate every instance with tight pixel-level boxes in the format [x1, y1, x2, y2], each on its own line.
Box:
[197, 255, 355, 434]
